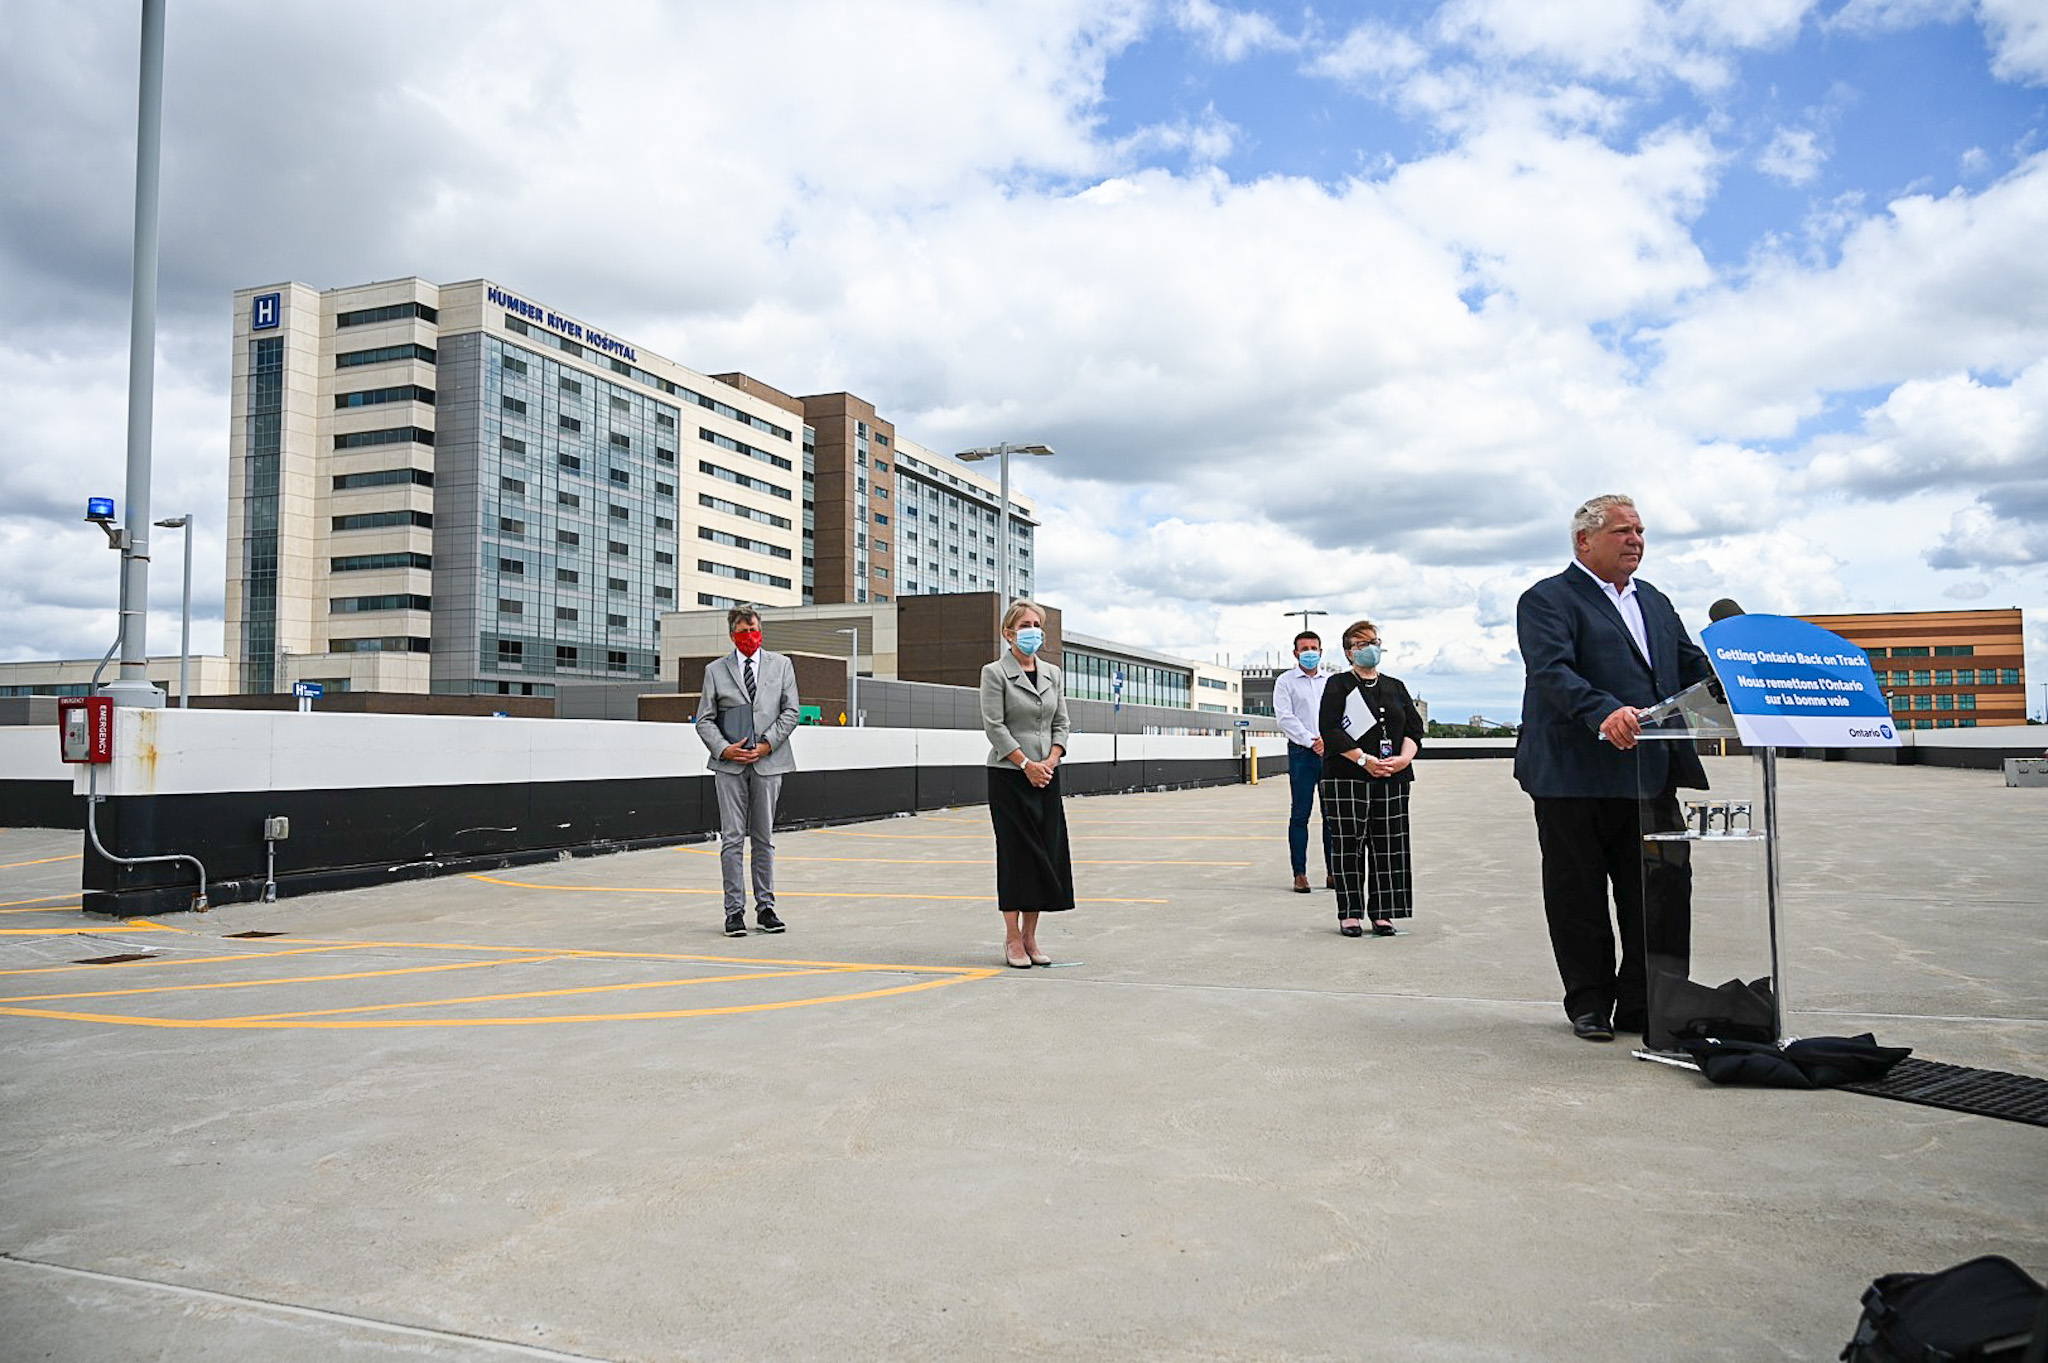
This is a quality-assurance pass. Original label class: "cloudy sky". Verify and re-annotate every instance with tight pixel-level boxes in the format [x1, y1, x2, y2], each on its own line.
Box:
[3, 0, 2045, 721]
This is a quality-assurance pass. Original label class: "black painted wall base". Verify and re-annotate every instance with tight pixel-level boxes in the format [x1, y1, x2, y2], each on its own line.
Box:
[80, 758, 1259, 918]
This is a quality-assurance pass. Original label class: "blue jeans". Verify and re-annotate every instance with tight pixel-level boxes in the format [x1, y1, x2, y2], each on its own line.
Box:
[1287, 743, 1331, 877]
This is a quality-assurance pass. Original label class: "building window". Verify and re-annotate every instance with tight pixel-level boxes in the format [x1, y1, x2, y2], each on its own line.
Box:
[1934, 644, 1975, 656]
[606, 614, 627, 629]
[498, 599, 523, 616]
[607, 650, 629, 671]
[330, 594, 431, 613]
[654, 550, 673, 565]
[499, 517, 525, 537]
[557, 529, 580, 546]
[333, 468, 433, 490]
[502, 397, 527, 415]
[559, 453, 582, 472]
[610, 468, 631, 486]
[2000, 669, 2020, 684]
[556, 606, 578, 622]
[501, 354, 527, 375]
[337, 384, 435, 410]
[556, 568, 579, 584]
[609, 577, 629, 593]
[333, 510, 434, 532]
[608, 541, 629, 557]
[501, 476, 525, 495]
[332, 551, 433, 572]
[560, 415, 582, 432]
[610, 432, 631, 448]
[334, 426, 434, 450]
[609, 505, 630, 521]
[336, 301, 437, 327]
[654, 586, 674, 601]
[498, 640, 523, 664]
[558, 491, 580, 508]
[501, 436, 526, 456]
[557, 645, 579, 668]
[499, 558, 524, 575]
[336, 343, 435, 368]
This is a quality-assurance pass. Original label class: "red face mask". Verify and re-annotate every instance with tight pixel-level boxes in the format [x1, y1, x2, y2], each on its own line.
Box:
[733, 629, 763, 657]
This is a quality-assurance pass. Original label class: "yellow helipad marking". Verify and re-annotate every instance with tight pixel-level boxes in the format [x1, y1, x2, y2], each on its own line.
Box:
[0, 944, 389, 979]
[0, 854, 83, 870]
[0, 894, 83, 909]
[1, 904, 84, 915]
[467, 874, 1166, 905]
[0, 934, 1000, 1030]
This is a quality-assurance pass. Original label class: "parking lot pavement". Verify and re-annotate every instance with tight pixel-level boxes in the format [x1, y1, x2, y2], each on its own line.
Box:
[2, 759, 2042, 1361]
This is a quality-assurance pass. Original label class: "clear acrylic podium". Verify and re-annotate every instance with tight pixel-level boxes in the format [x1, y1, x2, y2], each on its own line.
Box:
[1634, 680, 1785, 1066]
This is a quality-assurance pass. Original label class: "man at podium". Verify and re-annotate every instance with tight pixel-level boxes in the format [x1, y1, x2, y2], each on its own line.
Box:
[1514, 495, 1714, 1043]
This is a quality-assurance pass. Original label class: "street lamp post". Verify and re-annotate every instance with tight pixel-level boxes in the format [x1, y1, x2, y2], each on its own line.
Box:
[954, 443, 1055, 609]
[1283, 608, 1328, 643]
[154, 513, 192, 706]
[836, 625, 861, 727]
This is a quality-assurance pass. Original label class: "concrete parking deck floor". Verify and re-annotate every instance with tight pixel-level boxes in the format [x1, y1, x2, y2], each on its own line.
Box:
[1, 759, 2042, 1361]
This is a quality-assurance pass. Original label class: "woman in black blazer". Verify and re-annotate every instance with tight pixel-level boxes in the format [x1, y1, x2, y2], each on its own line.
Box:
[1317, 617, 1424, 937]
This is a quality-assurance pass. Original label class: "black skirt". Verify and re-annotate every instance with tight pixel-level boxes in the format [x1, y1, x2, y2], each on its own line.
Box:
[988, 766, 1075, 913]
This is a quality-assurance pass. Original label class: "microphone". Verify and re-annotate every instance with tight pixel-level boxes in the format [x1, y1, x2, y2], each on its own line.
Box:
[1708, 598, 1745, 623]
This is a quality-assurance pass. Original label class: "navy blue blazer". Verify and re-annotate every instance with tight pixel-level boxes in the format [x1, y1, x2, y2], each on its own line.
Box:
[1514, 565, 1713, 799]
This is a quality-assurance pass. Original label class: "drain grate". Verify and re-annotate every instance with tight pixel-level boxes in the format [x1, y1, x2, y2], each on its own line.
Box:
[74, 953, 157, 965]
[225, 931, 286, 939]
[1841, 1057, 2048, 1127]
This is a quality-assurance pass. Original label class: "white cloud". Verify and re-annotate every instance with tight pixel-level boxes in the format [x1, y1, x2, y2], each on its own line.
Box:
[1307, 22, 1429, 85]
[1172, 0, 1294, 63]
[1757, 126, 1825, 184]
[1432, 0, 1811, 90]
[1981, 0, 2048, 84]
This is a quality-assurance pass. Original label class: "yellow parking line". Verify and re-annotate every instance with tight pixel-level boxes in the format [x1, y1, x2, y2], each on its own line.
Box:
[668, 848, 1245, 866]
[0, 969, 997, 1029]
[207, 966, 851, 1023]
[0, 944, 370, 979]
[466, 874, 1167, 904]
[0, 854, 82, 870]
[0, 954, 563, 1005]
[0, 923, 179, 937]
[0, 895, 83, 909]
[0, 905, 84, 915]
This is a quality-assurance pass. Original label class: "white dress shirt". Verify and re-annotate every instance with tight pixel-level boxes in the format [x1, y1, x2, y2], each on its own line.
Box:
[1272, 665, 1329, 748]
[1572, 558, 1650, 665]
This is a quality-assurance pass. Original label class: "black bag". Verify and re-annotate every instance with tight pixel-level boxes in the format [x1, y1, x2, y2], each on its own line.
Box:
[1840, 1254, 2045, 1362]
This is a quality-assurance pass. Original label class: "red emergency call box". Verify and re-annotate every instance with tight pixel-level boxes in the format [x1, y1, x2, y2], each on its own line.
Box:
[57, 696, 114, 764]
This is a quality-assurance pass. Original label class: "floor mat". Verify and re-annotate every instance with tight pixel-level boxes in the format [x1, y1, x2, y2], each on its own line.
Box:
[1840, 1057, 2048, 1127]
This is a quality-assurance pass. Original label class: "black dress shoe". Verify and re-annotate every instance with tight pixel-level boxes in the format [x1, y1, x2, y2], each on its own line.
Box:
[1571, 1013, 1615, 1042]
[1340, 922, 1364, 937]
[1371, 920, 1397, 936]
[756, 908, 786, 933]
[723, 914, 747, 938]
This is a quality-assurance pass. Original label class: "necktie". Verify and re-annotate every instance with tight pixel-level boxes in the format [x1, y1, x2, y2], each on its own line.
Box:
[745, 658, 757, 707]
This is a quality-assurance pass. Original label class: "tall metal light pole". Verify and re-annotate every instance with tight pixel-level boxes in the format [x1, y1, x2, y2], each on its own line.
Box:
[954, 443, 1055, 608]
[835, 625, 860, 727]
[1283, 608, 1328, 645]
[107, 0, 169, 709]
[154, 513, 192, 706]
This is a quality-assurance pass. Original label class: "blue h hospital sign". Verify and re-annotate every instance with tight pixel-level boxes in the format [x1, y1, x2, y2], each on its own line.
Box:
[252, 292, 280, 330]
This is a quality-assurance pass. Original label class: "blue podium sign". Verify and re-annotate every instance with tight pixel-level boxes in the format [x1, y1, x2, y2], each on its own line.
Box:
[1702, 615, 1899, 748]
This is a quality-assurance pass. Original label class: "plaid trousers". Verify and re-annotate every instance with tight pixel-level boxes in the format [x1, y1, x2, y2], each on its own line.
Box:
[1320, 776, 1414, 922]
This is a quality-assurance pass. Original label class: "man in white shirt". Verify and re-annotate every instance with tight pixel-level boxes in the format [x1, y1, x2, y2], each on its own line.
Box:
[1271, 631, 1332, 894]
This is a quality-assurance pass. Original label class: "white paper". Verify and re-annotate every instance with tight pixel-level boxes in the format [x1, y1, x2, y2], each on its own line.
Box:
[1341, 690, 1376, 741]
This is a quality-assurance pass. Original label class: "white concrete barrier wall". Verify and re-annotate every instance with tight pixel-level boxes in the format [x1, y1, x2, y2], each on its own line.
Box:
[71, 708, 1236, 798]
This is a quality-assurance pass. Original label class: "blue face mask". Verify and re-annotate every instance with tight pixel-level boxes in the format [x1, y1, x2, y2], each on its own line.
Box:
[1014, 626, 1045, 657]
[1350, 644, 1382, 670]
[1297, 650, 1321, 671]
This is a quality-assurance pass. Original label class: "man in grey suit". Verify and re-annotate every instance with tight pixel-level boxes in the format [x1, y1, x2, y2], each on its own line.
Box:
[693, 604, 803, 937]
[1515, 495, 1713, 1043]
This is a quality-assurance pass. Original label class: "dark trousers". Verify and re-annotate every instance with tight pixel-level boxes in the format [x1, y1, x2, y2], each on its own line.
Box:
[1532, 793, 1690, 1032]
[1324, 778, 1414, 923]
[1286, 743, 1332, 877]
[988, 766, 1075, 913]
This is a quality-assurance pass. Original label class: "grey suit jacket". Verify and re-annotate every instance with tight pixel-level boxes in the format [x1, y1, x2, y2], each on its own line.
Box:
[980, 653, 1072, 768]
[694, 650, 802, 775]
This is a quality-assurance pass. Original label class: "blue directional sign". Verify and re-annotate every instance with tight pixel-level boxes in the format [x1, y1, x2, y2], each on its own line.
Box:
[252, 292, 281, 330]
[292, 681, 324, 700]
[1702, 615, 1898, 748]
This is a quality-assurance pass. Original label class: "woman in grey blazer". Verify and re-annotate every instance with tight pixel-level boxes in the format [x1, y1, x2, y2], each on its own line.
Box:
[979, 599, 1074, 969]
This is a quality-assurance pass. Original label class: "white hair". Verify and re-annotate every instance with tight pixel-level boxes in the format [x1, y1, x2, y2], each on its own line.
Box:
[1570, 494, 1636, 545]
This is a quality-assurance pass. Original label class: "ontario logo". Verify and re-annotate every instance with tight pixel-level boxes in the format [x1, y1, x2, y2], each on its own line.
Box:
[1847, 724, 1894, 740]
